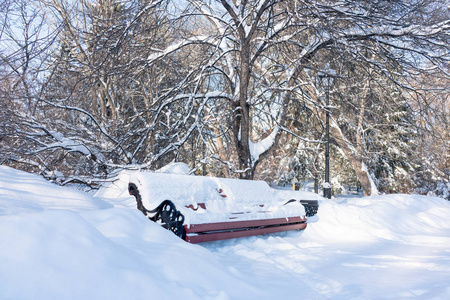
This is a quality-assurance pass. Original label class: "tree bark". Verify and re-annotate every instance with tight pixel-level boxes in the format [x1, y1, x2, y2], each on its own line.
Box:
[234, 41, 253, 179]
[330, 119, 379, 196]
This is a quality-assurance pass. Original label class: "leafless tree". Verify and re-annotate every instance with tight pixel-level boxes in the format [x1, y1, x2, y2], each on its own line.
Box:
[1, 0, 448, 196]
[154, 0, 449, 195]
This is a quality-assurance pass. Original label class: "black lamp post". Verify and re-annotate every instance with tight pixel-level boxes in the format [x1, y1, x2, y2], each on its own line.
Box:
[319, 73, 333, 199]
[324, 76, 332, 199]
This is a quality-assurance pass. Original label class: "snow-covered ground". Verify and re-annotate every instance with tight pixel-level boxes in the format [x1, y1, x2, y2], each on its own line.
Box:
[1, 165, 450, 299]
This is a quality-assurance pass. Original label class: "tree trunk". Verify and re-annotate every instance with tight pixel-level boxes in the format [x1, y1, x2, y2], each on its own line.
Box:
[330, 119, 379, 196]
[212, 120, 230, 178]
[233, 42, 253, 179]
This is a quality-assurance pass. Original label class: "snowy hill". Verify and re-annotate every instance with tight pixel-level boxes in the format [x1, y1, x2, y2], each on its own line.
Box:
[1, 165, 450, 299]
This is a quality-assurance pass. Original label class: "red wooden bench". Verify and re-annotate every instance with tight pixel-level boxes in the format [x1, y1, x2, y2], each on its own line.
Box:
[128, 172, 315, 243]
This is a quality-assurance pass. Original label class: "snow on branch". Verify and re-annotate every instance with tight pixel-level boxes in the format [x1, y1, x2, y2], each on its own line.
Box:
[147, 35, 217, 63]
[21, 122, 106, 164]
[37, 131, 90, 156]
[249, 125, 278, 165]
[341, 21, 450, 41]
[43, 100, 129, 162]
[279, 126, 325, 145]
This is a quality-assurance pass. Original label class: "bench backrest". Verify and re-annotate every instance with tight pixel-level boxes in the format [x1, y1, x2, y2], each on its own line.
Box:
[129, 171, 279, 211]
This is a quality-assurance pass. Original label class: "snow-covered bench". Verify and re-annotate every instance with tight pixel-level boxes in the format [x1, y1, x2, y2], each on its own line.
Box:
[128, 171, 317, 243]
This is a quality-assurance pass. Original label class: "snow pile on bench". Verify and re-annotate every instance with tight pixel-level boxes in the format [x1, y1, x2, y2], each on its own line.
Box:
[129, 171, 306, 225]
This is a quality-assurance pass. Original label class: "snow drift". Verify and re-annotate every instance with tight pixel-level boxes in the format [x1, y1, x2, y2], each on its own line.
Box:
[1, 165, 450, 299]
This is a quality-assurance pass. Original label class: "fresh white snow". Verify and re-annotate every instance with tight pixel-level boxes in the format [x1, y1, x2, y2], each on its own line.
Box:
[126, 169, 306, 225]
[249, 126, 278, 164]
[1, 165, 450, 299]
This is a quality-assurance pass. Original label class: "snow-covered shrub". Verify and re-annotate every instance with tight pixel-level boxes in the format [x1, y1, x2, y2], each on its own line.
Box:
[425, 182, 450, 201]
[331, 177, 346, 195]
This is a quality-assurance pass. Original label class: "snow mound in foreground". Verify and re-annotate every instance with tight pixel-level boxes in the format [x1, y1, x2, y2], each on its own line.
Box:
[0, 208, 263, 300]
[1, 166, 450, 300]
[0, 165, 112, 215]
[0, 166, 262, 300]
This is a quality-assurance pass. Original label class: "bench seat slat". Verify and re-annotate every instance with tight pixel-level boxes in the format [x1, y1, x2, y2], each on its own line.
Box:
[185, 222, 307, 243]
[185, 216, 306, 233]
